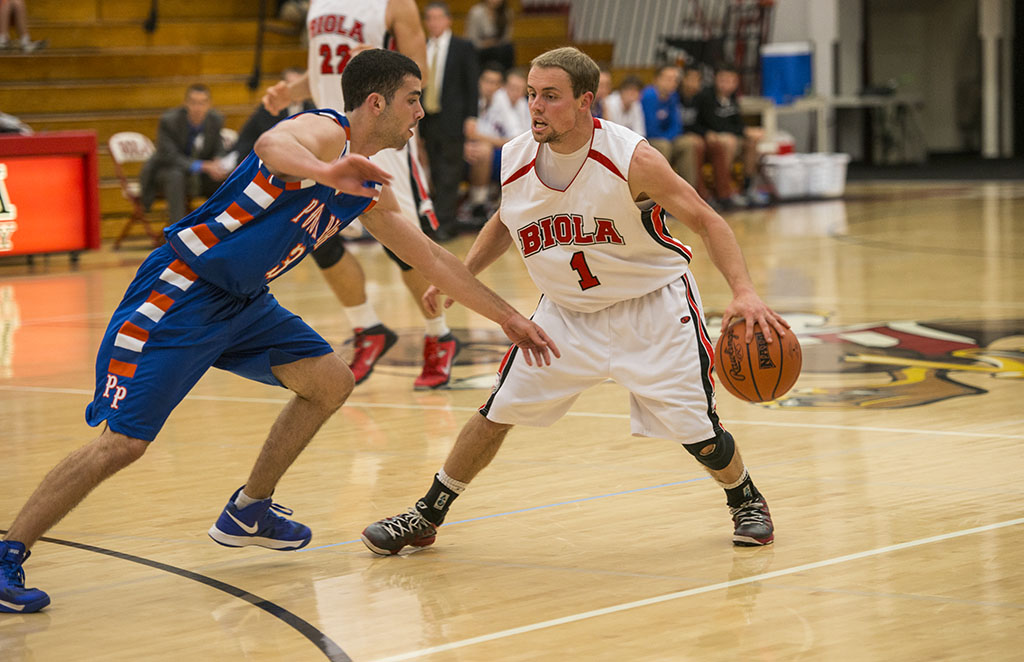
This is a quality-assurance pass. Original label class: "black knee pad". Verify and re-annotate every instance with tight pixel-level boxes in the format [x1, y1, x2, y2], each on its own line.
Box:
[382, 245, 413, 271]
[683, 428, 736, 471]
[311, 233, 346, 269]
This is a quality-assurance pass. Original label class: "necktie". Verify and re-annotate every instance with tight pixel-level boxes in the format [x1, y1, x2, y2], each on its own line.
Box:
[424, 42, 442, 114]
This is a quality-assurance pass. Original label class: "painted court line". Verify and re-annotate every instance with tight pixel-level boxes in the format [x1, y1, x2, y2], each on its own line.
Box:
[301, 476, 712, 552]
[3, 385, 1023, 440]
[367, 517, 1024, 662]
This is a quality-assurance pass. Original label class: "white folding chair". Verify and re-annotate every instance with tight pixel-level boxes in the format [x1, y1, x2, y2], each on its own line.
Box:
[108, 131, 162, 249]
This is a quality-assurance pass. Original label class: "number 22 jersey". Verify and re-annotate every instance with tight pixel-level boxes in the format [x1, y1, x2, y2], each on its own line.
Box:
[306, 0, 391, 111]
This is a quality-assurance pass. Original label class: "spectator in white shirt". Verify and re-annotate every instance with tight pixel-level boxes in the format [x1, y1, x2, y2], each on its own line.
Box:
[464, 65, 528, 223]
[602, 75, 645, 135]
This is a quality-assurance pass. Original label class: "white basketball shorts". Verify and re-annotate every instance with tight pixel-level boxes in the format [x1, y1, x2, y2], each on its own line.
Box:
[480, 273, 722, 444]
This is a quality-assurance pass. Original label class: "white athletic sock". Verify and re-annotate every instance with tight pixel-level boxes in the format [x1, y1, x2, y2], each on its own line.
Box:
[234, 489, 263, 509]
[345, 301, 381, 330]
[468, 186, 489, 204]
[437, 468, 468, 494]
[424, 315, 449, 338]
[716, 467, 749, 490]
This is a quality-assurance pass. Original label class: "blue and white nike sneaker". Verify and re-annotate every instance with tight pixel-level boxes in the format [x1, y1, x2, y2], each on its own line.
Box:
[0, 541, 50, 613]
[207, 487, 312, 551]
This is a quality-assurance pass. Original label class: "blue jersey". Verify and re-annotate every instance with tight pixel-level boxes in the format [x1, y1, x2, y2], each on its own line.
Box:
[165, 108, 379, 298]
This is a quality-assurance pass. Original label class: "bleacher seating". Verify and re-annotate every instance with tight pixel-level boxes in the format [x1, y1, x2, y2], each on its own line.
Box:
[8, 0, 613, 243]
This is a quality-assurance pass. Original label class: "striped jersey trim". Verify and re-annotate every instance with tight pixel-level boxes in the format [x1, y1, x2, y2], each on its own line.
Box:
[108, 358, 137, 379]
[159, 260, 197, 291]
[642, 204, 693, 261]
[587, 149, 626, 181]
[502, 159, 536, 187]
[682, 274, 720, 429]
[175, 170, 285, 257]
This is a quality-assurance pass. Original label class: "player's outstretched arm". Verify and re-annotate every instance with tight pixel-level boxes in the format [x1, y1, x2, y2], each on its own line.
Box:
[629, 140, 789, 343]
[422, 211, 513, 314]
[363, 190, 559, 365]
[254, 113, 392, 198]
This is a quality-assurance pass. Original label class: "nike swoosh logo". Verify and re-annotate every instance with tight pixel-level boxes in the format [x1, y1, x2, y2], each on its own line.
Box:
[0, 599, 26, 612]
[227, 510, 259, 534]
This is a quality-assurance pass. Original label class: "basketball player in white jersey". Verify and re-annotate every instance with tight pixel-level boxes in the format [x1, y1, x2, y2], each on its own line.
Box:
[362, 47, 791, 555]
[263, 0, 459, 390]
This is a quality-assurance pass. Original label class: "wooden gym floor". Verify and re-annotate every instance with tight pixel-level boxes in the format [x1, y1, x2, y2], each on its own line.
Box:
[1, 180, 1023, 661]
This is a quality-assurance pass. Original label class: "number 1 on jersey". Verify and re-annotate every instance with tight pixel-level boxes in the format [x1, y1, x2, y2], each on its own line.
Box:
[570, 251, 601, 290]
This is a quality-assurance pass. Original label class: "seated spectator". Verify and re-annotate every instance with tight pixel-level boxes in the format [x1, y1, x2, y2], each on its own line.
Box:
[140, 84, 228, 224]
[602, 75, 645, 135]
[592, 68, 612, 119]
[0, 0, 46, 52]
[222, 67, 315, 171]
[465, 0, 515, 72]
[677, 65, 709, 198]
[464, 64, 527, 223]
[696, 64, 765, 207]
[641, 65, 690, 178]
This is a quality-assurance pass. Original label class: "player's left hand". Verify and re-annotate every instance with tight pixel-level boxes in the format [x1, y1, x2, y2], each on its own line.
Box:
[500, 313, 561, 366]
[422, 284, 455, 317]
[262, 80, 291, 114]
[319, 155, 393, 198]
[721, 291, 790, 343]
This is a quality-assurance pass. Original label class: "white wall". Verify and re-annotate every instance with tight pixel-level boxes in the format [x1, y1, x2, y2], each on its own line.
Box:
[867, 0, 979, 151]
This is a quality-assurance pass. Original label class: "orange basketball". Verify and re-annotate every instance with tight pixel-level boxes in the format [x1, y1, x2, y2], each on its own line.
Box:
[714, 320, 801, 403]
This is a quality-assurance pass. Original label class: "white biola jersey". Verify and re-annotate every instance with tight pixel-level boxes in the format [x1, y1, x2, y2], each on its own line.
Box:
[307, 0, 389, 111]
[499, 118, 692, 313]
[306, 0, 433, 228]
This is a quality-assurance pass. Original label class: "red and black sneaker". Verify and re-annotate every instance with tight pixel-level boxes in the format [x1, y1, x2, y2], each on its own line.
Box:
[414, 332, 461, 390]
[730, 497, 774, 546]
[349, 324, 398, 385]
[361, 508, 438, 556]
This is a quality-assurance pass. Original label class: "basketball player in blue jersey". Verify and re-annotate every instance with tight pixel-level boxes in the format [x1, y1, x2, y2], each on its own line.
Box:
[0, 49, 558, 614]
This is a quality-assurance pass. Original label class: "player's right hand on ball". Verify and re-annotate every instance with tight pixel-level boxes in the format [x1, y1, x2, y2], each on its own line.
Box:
[500, 314, 561, 367]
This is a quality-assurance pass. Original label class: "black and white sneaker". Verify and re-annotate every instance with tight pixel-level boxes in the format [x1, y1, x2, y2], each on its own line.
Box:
[361, 508, 438, 556]
[730, 497, 774, 546]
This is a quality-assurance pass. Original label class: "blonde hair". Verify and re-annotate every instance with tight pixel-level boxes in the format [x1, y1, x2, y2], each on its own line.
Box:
[530, 47, 599, 99]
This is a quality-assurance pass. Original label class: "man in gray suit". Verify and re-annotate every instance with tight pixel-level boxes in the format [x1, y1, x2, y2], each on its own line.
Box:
[140, 84, 228, 223]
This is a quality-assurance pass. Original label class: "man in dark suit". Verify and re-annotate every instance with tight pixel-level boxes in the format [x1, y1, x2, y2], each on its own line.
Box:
[421, 2, 479, 239]
[140, 83, 228, 223]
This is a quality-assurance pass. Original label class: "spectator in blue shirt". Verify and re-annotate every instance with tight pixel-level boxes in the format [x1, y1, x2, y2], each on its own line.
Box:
[641, 65, 689, 180]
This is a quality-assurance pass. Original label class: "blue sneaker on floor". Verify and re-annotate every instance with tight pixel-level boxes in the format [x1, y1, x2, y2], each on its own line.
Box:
[207, 487, 312, 551]
[0, 541, 50, 613]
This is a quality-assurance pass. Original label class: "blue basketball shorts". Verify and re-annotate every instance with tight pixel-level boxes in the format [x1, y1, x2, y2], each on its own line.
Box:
[85, 245, 333, 441]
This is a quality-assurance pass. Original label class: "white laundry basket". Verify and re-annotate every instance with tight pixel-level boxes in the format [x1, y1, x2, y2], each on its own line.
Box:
[804, 153, 851, 198]
[761, 154, 808, 200]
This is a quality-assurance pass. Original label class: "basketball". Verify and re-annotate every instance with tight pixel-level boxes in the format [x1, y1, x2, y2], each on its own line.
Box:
[714, 320, 802, 403]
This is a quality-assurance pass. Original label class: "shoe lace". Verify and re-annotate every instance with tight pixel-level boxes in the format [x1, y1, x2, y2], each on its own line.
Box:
[377, 509, 433, 541]
[267, 502, 294, 518]
[1, 561, 26, 588]
[730, 499, 769, 526]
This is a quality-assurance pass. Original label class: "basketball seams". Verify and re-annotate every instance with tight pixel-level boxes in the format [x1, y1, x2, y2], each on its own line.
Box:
[771, 331, 785, 399]
[743, 328, 765, 402]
